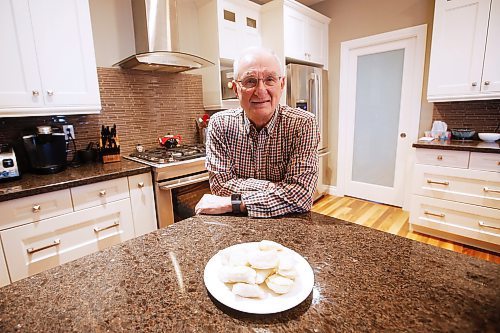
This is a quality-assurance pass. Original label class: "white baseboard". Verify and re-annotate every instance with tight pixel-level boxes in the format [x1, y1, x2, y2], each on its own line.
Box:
[326, 186, 339, 196]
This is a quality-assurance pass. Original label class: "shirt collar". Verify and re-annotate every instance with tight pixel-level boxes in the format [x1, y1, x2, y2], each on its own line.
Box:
[242, 105, 280, 136]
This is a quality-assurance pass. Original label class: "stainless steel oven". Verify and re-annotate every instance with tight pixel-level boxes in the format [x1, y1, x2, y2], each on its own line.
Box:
[125, 145, 211, 228]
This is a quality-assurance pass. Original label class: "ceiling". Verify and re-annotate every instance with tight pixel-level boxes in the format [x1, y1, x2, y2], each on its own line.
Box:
[250, 0, 325, 6]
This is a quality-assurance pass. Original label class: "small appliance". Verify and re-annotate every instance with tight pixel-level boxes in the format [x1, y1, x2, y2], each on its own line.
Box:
[0, 144, 21, 182]
[22, 126, 68, 174]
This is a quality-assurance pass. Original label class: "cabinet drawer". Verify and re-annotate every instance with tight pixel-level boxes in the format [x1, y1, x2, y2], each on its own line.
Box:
[415, 149, 469, 168]
[0, 189, 73, 230]
[469, 152, 500, 172]
[71, 177, 129, 211]
[412, 164, 500, 209]
[410, 195, 500, 248]
[1, 198, 135, 282]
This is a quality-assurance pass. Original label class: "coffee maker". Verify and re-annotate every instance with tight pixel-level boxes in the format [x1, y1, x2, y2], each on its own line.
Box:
[22, 126, 67, 174]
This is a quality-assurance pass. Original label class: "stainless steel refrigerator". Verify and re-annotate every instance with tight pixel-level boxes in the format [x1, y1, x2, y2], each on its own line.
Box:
[286, 63, 329, 201]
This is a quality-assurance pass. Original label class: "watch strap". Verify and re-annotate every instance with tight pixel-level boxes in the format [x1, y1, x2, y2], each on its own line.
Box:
[231, 194, 242, 213]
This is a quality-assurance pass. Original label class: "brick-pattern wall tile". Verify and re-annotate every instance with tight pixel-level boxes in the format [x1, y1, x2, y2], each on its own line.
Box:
[0, 68, 206, 155]
[433, 100, 500, 135]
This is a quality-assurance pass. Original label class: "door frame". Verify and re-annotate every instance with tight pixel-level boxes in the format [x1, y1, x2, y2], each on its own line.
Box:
[337, 24, 427, 207]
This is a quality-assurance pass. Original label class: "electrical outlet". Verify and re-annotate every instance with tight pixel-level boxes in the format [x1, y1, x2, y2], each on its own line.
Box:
[63, 125, 75, 141]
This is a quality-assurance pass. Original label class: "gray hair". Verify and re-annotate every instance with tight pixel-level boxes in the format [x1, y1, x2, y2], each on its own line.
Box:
[233, 47, 284, 79]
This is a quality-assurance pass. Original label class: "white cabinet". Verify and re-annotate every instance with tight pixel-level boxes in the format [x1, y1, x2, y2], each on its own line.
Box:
[0, 0, 101, 117]
[0, 239, 10, 287]
[427, 0, 500, 101]
[262, 0, 330, 68]
[194, 0, 261, 110]
[0, 172, 157, 286]
[128, 173, 157, 237]
[283, 3, 328, 66]
[410, 149, 500, 252]
[2, 199, 135, 282]
[219, 0, 261, 61]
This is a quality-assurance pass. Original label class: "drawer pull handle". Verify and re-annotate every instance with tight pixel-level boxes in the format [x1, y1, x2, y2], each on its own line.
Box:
[94, 221, 120, 233]
[483, 187, 500, 194]
[424, 211, 445, 218]
[138, 182, 145, 188]
[437, 155, 443, 160]
[99, 190, 106, 197]
[478, 221, 500, 230]
[426, 179, 449, 186]
[27, 239, 60, 254]
[32, 204, 41, 213]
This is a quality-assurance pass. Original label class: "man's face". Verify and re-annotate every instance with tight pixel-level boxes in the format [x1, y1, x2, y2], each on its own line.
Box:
[232, 53, 285, 125]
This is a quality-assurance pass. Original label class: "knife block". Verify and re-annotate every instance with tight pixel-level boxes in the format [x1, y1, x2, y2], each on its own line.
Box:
[98, 140, 121, 163]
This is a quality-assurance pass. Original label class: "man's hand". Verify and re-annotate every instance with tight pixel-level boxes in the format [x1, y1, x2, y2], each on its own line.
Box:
[195, 194, 232, 215]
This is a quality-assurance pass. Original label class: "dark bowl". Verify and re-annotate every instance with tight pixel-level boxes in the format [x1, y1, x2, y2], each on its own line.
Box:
[451, 129, 475, 140]
[78, 149, 97, 164]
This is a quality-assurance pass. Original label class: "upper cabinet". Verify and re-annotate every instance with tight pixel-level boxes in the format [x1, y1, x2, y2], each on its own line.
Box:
[283, 3, 328, 66]
[427, 0, 500, 102]
[0, 0, 101, 117]
[262, 0, 330, 69]
[219, 0, 261, 61]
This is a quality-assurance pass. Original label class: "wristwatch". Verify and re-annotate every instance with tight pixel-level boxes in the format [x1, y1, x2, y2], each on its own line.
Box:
[231, 193, 242, 214]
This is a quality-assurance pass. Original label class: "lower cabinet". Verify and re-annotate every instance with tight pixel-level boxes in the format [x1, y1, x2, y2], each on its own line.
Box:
[1, 199, 135, 282]
[0, 172, 157, 286]
[0, 239, 10, 287]
[410, 149, 500, 252]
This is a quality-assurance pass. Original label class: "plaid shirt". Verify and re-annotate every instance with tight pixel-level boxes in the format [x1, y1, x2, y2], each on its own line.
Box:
[205, 104, 320, 217]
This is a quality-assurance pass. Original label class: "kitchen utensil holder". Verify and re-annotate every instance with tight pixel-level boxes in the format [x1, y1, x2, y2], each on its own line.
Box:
[99, 146, 120, 163]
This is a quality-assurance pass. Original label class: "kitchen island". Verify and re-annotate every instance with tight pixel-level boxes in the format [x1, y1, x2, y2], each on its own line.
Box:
[0, 213, 498, 332]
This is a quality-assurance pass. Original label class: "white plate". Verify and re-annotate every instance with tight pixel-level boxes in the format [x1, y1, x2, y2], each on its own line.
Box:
[203, 242, 314, 314]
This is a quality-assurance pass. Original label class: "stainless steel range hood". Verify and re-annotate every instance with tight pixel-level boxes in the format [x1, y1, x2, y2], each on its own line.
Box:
[114, 0, 213, 73]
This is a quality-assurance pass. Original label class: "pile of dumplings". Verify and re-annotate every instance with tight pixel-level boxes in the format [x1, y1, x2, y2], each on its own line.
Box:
[218, 240, 298, 299]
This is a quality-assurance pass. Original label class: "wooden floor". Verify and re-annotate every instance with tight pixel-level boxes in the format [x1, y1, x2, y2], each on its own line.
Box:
[312, 195, 500, 264]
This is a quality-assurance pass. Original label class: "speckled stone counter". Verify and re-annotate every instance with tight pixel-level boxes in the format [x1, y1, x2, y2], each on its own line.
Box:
[0, 160, 151, 202]
[1, 213, 498, 332]
[413, 139, 499, 153]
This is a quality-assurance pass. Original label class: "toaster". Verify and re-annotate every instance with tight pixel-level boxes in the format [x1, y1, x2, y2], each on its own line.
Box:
[0, 144, 21, 182]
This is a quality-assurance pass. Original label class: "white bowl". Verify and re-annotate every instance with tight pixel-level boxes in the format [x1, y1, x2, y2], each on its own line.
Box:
[478, 133, 500, 142]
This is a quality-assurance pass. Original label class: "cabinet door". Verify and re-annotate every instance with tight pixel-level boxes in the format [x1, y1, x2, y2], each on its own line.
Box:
[284, 6, 306, 62]
[0, 238, 10, 287]
[0, 0, 43, 108]
[128, 173, 157, 236]
[1, 198, 135, 282]
[219, 0, 240, 60]
[28, 0, 100, 106]
[305, 18, 325, 65]
[427, 0, 491, 98]
[482, 0, 500, 93]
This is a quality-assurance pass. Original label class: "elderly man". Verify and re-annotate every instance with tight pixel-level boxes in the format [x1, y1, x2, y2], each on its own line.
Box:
[195, 47, 320, 217]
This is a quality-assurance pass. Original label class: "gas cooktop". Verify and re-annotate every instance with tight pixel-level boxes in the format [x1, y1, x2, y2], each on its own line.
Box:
[129, 145, 206, 165]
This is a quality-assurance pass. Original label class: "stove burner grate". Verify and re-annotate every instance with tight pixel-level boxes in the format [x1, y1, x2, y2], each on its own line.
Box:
[129, 145, 206, 164]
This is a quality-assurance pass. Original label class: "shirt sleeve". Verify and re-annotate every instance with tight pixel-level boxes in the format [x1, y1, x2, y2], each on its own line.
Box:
[205, 116, 274, 196]
[241, 116, 320, 217]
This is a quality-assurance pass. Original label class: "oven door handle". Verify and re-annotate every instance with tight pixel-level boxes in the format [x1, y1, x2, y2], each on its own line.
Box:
[159, 173, 210, 190]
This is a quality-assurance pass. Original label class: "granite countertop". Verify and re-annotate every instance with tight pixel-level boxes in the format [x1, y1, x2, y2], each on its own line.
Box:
[0, 213, 498, 332]
[0, 159, 151, 202]
[413, 139, 499, 153]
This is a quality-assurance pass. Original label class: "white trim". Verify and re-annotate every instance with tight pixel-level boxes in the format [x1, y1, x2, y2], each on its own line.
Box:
[337, 24, 427, 207]
[326, 185, 339, 196]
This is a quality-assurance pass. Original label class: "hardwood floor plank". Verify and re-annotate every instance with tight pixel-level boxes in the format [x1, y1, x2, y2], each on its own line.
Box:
[313, 195, 499, 264]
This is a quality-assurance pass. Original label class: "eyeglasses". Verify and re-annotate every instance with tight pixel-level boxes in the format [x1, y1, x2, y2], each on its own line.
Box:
[235, 75, 282, 89]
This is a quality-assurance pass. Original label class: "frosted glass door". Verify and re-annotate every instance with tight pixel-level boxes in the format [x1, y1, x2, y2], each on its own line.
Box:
[352, 49, 404, 187]
[338, 25, 427, 207]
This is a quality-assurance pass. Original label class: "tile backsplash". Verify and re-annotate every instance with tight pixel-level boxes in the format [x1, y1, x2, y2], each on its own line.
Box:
[432, 99, 500, 134]
[0, 68, 206, 155]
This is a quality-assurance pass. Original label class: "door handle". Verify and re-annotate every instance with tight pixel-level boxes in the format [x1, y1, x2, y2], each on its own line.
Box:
[400, 133, 406, 138]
